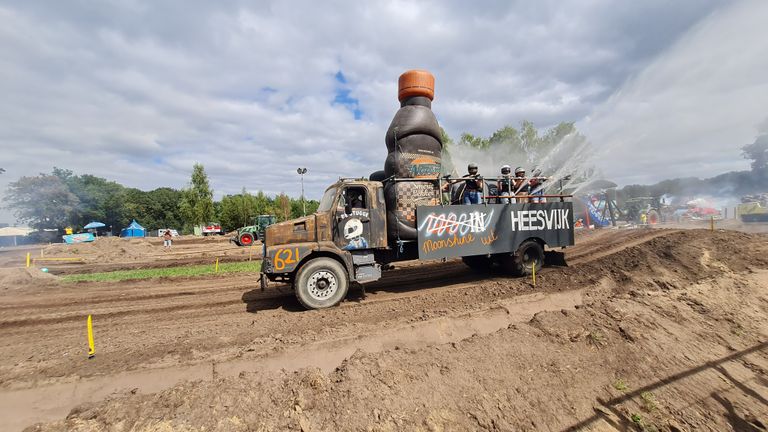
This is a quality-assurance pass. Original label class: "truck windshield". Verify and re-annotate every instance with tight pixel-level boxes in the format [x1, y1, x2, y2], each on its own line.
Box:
[317, 187, 337, 212]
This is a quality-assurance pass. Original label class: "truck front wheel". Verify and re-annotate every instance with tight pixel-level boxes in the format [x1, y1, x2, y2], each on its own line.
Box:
[294, 258, 349, 309]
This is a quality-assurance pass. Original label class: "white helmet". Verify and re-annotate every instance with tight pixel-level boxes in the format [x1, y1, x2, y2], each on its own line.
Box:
[501, 165, 511, 174]
[344, 218, 363, 239]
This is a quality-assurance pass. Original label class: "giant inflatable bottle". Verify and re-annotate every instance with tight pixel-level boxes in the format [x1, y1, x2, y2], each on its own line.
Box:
[383, 70, 443, 240]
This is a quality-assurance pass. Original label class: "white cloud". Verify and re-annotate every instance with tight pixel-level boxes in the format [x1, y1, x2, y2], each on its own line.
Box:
[0, 0, 749, 223]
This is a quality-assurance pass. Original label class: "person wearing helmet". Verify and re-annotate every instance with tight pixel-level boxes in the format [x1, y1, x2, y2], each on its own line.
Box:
[498, 165, 514, 204]
[462, 163, 483, 204]
[513, 166, 529, 203]
[528, 168, 549, 203]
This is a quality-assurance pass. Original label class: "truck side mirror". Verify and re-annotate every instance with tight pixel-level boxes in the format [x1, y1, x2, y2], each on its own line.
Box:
[345, 203, 352, 215]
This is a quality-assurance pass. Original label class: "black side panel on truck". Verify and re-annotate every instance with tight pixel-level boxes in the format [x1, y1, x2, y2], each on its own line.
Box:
[416, 202, 575, 260]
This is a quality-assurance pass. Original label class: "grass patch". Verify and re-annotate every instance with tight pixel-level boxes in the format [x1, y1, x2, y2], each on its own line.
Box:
[612, 378, 628, 392]
[62, 261, 262, 283]
[587, 330, 606, 347]
[640, 391, 658, 412]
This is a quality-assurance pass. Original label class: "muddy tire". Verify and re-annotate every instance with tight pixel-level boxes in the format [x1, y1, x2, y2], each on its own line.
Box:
[294, 258, 349, 309]
[462, 255, 492, 273]
[238, 232, 255, 247]
[505, 240, 544, 276]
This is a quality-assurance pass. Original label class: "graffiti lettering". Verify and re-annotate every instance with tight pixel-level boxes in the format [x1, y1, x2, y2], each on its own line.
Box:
[480, 229, 498, 246]
[418, 210, 494, 237]
[510, 209, 570, 231]
[422, 233, 475, 254]
[273, 248, 301, 271]
[339, 209, 369, 220]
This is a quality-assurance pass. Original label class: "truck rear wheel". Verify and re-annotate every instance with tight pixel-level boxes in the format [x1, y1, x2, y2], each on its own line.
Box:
[506, 240, 544, 276]
[294, 258, 349, 309]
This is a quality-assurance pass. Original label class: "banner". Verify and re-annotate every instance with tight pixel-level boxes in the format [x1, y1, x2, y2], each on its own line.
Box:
[416, 202, 574, 260]
[63, 233, 95, 244]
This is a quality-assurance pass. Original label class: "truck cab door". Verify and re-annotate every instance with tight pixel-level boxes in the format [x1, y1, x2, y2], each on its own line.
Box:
[333, 186, 373, 251]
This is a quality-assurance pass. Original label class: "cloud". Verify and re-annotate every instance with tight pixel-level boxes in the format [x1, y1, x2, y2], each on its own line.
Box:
[0, 0, 744, 223]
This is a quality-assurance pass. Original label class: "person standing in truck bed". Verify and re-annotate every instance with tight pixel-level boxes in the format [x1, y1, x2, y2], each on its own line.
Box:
[498, 165, 514, 203]
[513, 167, 529, 203]
[462, 163, 484, 204]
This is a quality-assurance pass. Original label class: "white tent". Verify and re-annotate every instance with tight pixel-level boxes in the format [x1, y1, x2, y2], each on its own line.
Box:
[0, 226, 33, 236]
[0, 226, 34, 246]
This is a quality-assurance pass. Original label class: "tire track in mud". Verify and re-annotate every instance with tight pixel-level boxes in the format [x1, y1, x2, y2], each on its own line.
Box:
[0, 262, 473, 331]
[566, 228, 679, 264]
[0, 228, 699, 393]
[0, 276, 260, 312]
[0, 230, 677, 331]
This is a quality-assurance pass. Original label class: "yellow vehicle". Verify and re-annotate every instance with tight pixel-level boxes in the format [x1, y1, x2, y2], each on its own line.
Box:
[737, 200, 768, 222]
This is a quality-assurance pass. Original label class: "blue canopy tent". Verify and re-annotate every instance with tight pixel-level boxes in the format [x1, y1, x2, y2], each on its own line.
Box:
[120, 220, 146, 238]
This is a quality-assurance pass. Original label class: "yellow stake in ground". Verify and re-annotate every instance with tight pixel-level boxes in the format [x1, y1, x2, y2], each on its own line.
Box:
[87, 315, 95, 358]
[532, 259, 536, 287]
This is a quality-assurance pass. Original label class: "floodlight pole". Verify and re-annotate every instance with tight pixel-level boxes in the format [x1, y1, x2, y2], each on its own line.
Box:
[297, 168, 308, 216]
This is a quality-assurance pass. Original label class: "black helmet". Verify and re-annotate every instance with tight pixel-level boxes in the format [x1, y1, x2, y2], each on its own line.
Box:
[468, 163, 478, 171]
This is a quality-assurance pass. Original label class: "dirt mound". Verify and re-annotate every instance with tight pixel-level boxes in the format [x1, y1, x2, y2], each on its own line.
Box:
[43, 237, 156, 262]
[0, 268, 58, 291]
[24, 229, 768, 432]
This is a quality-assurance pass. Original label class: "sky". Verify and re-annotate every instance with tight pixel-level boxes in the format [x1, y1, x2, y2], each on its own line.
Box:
[1, 0, 766, 223]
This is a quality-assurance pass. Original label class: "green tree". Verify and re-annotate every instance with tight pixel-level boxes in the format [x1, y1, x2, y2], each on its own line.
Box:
[123, 187, 184, 232]
[276, 193, 291, 221]
[179, 163, 214, 231]
[5, 174, 80, 229]
[459, 132, 489, 149]
[219, 188, 257, 231]
[62, 173, 127, 233]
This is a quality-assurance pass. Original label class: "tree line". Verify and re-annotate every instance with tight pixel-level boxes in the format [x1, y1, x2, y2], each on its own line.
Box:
[5, 164, 318, 235]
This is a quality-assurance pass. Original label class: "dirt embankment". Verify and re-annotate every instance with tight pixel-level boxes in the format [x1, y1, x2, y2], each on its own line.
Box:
[14, 229, 768, 432]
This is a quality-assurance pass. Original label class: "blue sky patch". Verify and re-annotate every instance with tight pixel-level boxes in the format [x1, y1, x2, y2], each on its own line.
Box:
[332, 70, 363, 119]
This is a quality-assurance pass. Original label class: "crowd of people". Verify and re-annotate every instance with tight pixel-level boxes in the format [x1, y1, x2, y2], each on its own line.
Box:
[445, 163, 551, 204]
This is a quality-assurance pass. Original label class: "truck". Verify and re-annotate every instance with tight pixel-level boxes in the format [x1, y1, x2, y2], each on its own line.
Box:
[232, 215, 277, 246]
[259, 177, 575, 309]
[201, 223, 224, 236]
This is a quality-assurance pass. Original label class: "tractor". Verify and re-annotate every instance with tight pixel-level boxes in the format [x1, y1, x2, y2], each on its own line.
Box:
[231, 215, 277, 246]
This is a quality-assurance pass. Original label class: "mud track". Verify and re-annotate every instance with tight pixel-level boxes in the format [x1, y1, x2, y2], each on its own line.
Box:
[2, 228, 768, 431]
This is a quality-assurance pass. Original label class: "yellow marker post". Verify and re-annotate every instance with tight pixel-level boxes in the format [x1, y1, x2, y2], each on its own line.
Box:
[532, 260, 536, 287]
[710, 216, 715, 232]
[215, 258, 219, 273]
[26, 252, 30, 268]
[87, 315, 95, 358]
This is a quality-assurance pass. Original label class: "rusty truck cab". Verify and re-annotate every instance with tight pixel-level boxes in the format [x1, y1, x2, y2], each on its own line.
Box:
[260, 179, 386, 308]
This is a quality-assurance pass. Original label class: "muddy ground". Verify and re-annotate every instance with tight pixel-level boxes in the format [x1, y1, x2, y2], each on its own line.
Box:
[0, 227, 767, 431]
